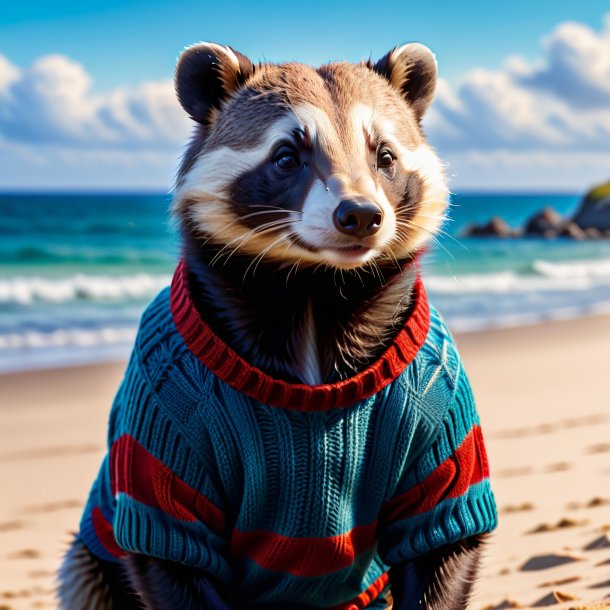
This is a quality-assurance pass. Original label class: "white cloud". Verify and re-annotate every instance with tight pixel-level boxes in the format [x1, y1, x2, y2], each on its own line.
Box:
[421, 14, 610, 190]
[520, 15, 610, 109]
[424, 13, 610, 160]
[1, 16, 610, 190]
[441, 150, 610, 191]
[0, 53, 189, 150]
[0, 53, 191, 189]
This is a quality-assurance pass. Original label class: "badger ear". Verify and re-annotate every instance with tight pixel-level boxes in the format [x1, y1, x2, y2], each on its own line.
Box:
[373, 43, 437, 120]
[175, 42, 254, 124]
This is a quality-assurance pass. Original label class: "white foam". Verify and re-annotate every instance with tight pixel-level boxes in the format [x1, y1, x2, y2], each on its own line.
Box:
[0, 273, 171, 305]
[532, 258, 610, 279]
[0, 327, 136, 350]
[426, 257, 610, 294]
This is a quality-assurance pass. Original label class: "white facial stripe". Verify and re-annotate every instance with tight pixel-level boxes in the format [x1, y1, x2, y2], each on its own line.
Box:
[173, 114, 312, 263]
[176, 114, 301, 200]
[350, 103, 376, 156]
[292, 103, 337, 150]
[393, 142, 449, 251]
[300, 179, 337, 242]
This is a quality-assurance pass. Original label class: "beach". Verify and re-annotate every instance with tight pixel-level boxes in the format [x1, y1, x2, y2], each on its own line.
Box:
[0, 315, 609, 610]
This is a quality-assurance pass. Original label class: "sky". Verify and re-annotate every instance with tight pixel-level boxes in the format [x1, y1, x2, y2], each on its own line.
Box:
[0, 1, 609, 192]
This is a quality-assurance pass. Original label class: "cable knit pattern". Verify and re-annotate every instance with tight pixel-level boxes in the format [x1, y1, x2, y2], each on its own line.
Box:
[79, 263, 497, 609]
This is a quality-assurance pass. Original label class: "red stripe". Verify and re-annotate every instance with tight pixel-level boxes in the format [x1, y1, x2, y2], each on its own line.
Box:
[110, 434, 226, 534]
[231, 521, 378, 578]
[91, 506, 126, 559]
[170, 260, 430, 411]
[383, 425, 489, 523]
[330, 572, 389, 610]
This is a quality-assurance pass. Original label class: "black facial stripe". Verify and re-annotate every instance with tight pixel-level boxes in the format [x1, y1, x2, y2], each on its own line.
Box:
[229, 156, 316, 231]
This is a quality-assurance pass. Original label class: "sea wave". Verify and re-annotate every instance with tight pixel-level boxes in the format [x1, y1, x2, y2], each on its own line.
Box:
[426, 257, 610, 294]
[3, 258, 610, 306]
[0, 326, 136, 350]
[0, 273, 172, 305]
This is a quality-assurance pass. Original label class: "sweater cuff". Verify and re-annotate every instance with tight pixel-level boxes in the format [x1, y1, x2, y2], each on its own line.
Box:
[380, 479, 497, 563]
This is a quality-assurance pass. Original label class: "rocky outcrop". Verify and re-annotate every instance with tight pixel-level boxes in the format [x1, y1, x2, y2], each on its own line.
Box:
[462, 180, 610, 240]
[572, 180, 610, 231]
[557, 222, 587, 240]
[523, 207, 564, 236]
[463, 216, 516, 237]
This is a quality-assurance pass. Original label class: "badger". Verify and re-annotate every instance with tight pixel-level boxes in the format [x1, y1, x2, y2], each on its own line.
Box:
[58, 42, 497, 610]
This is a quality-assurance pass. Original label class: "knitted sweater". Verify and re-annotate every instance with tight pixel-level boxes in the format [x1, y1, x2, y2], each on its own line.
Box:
[80, 261, 497, 610]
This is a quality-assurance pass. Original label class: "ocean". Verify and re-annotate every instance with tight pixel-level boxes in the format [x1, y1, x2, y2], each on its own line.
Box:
[2, 192, 610, 373]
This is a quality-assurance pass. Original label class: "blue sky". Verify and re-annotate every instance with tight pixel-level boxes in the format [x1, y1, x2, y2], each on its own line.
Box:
[1, 0, 606, 88]
[0, 1, 609, 191]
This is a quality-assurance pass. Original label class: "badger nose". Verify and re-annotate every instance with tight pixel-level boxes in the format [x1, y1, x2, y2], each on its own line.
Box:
[333, 200, 383, 238]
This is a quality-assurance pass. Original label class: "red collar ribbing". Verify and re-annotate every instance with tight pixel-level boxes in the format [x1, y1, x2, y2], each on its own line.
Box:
[170, 260, 430, 411]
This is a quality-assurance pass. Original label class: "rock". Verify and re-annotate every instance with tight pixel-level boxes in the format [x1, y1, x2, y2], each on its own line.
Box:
[524, 207, 564, 236]
[585, 227, 603, 239]
[463, 216, 514, 237]
[573, 180, 610, 231]
[558, 222, 587, 240]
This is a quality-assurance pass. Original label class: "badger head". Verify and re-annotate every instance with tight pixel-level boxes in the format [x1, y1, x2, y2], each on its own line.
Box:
[173, 43, 448, 270]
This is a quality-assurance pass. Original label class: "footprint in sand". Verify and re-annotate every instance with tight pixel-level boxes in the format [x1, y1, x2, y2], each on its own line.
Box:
[6, 549, 40, 560]
[544, 462, 571, 473]
[570, 498, 610, 510]
[528, 517, 588, 534]
[585, 443, 610, 454]
[482, 600, 524, 609]
[495, 466, 533, 478]
[520, 552, 583, 571]
[589, 578, 610, 589]
[501, 502, 535, 514]
[538, 576, 582, 588]
[21, 499, 83, 514]
[0, 521, 24, 533]
[0, 586, 52, 599]
[584, 534, 610, 551]
[587, 497, 610, 508]
[533, 590, 579, 606]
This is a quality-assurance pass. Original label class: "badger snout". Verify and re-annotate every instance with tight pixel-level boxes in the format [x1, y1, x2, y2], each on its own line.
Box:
[333, 199, 383, 238]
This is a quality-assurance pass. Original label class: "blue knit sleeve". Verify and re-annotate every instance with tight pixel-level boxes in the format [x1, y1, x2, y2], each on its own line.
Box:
[378, 370, 497, 564]
[109, 313, 232, 581]
[80, 290, 232, 582]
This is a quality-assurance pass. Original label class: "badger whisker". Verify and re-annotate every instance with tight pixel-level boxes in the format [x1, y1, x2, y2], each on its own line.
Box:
[209, 219, 296, 266]
[244, 231, 298, 279]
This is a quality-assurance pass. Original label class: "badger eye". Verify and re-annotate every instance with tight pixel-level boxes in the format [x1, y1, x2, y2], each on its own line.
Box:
[377, 148, 395, 169]
[274, 146, 300, 171]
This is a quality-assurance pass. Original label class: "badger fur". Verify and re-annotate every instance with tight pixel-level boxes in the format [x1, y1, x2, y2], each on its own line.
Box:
[58, 42, 487, 610]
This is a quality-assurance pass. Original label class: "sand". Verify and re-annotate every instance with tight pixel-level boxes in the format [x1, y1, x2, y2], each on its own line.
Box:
[1, 316, 609, 609]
